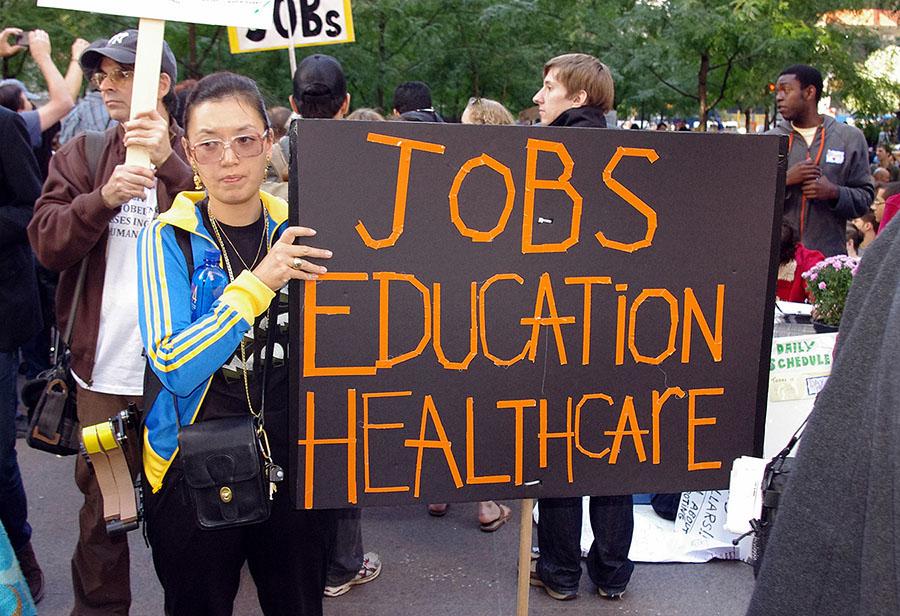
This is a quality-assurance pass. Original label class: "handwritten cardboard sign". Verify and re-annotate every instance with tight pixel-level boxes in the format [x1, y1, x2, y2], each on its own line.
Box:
[37, 0, 271, 28]
[288, 120, 786, 509]
[228, 0, 354, 53]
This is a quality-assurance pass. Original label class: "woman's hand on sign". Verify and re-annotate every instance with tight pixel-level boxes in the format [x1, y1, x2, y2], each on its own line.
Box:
[101, 164, 156, 208]
[253, 226, 332, 291]
[123, 110, 173, 167]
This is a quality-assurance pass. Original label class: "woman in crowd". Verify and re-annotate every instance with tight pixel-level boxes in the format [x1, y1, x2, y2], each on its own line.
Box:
[776, 220, 823, 303]
[461, 96, 515, 126]
[137, 72, 335, 616]
[426, 95, 515, 532]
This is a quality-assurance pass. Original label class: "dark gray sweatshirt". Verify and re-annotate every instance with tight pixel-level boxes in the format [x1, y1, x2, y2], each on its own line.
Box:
[768, 116, 874, 256]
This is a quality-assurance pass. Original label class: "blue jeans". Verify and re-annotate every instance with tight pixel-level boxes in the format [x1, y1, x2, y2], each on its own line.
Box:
[326, 508, 363, 586]
[0, 350, 31, 551]
[536, 495, 634, 594]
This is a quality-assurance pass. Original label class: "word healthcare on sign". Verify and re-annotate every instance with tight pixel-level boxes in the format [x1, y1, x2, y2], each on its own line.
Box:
[38, 0, 270, 28]
[228, 0, 354, 53]
[288, 121, 786, 509]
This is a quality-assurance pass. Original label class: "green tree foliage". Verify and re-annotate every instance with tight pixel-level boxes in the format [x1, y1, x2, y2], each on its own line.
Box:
[2, 0, 896, 125]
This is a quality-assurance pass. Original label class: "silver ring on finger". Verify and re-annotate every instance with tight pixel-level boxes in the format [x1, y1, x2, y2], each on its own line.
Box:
[291, 256, 304, 270]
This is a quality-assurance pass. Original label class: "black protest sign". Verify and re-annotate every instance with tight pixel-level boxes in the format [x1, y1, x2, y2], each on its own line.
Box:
[288, 120, 785, 509]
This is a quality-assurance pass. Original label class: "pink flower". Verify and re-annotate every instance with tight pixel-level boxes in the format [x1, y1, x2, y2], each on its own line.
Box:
[818, 282, 827, 290]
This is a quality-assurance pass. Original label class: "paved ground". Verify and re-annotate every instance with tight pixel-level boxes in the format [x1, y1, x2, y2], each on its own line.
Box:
[17, 441, 755, 616]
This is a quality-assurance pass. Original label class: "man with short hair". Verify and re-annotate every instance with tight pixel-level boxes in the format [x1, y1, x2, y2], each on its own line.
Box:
[288, 53, 383, 600]
[768, 64, 874, 257]
[852, 210, 879, 254]
[532, 53, 614, 129]
[871, 143, 900, 182]
[27, 29, 192, 615]
[59, 39, 115, 146]
[391, 80, 443, 122]
[528, 52, 634, 604]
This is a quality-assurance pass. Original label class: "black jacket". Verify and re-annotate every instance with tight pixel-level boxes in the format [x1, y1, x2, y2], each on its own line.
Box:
[0, 107, 43, 351]
[549, 106, 608, 129]
[398, 109, 444, 123]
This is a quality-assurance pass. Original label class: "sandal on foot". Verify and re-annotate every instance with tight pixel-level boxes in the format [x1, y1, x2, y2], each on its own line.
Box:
[428, 503, 449, 517]
[479, 504, 512, 532]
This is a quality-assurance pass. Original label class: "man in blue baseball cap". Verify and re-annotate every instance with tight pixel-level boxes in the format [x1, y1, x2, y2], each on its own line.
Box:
[28, 28, 192, 615]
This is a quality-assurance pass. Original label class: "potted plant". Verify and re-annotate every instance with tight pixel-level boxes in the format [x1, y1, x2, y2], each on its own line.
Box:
[801, 254, 859, 331]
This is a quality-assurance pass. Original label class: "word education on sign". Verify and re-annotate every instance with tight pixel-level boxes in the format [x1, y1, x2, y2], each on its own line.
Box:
[288, 120, 785, 509]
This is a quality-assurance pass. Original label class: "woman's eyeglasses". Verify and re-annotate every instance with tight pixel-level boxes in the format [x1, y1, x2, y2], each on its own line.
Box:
[89, 68, 134, 89]
[190, 131, 269, 164]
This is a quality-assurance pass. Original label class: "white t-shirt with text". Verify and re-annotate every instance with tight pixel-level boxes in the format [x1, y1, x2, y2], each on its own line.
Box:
[74, 189, 158, 394]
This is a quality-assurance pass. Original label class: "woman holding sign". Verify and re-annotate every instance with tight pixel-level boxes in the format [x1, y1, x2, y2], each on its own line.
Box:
[136, 72, 335, 615]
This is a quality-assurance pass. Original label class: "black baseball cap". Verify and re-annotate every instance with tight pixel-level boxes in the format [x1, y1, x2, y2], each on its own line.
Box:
[294, 54, 346, 100]
[80, 29, 178, 82]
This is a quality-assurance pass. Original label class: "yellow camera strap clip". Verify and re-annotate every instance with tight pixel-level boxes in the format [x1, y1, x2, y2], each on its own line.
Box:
[79, 405, 140, 535]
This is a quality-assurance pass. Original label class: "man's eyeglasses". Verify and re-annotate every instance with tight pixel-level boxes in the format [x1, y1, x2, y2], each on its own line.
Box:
[189, 131, 269, 165]
[89, 68, 134, 89]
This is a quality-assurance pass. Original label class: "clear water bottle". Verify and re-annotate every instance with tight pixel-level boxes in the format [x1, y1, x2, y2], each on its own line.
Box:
[190, 248, 228, 320]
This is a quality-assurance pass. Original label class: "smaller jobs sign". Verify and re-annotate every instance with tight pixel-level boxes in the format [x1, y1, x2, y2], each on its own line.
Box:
[229, 0, 354, 53]
[37, 0, 271, 28]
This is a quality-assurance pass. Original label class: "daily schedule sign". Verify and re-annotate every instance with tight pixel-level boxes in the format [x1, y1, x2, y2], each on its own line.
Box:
[288, 121, 786, 509]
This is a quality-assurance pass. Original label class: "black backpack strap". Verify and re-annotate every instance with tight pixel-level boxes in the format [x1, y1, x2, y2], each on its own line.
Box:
[143, 225, 195, 408]
[173, 226, 194, 279]
[83, 130, 106, 180]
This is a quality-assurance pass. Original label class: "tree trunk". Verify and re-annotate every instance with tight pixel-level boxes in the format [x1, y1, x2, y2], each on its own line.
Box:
[697, 52, 709, 132]
[188, 24, 198, 79]
[745, 108, 752, 134]
[376, 10, 386, 111]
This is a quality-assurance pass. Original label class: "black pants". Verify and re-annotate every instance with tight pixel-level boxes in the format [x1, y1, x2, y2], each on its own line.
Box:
[536, 495, 634, 594]
[145, 467, 336, 616]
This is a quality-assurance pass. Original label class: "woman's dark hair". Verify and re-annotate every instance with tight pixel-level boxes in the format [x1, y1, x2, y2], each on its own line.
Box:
[780, 220, 798, 264]
[0, 84, 24, 112]
[182, 72, 270, 135]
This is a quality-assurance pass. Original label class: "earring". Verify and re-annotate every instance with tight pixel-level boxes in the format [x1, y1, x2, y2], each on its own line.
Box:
[192, 165, 204, 190]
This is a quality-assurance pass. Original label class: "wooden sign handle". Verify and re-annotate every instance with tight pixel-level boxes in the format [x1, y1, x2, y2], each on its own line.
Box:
[125, 18, 166, 168]
[516, 497, 535, 616]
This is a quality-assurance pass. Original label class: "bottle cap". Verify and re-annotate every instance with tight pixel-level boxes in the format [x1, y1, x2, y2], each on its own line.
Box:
[203, 248, 221, 263]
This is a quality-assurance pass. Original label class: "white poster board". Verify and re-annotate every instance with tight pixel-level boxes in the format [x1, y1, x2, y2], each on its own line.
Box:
[37, 0, 271, 28]
[228, 0, 354, 53]
[764, 332, 836, 457]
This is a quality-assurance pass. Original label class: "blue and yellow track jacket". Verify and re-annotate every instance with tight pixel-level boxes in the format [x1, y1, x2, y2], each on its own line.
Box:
[137, 190, 287, 492]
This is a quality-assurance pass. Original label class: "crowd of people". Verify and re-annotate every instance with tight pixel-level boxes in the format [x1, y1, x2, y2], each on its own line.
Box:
[0, 21, 897, 616]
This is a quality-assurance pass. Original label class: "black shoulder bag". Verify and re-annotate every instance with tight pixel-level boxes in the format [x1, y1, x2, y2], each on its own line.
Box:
[173, 225, 284, 530]
[22, 130, 106, 455]
[22, 259, 87, 455]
